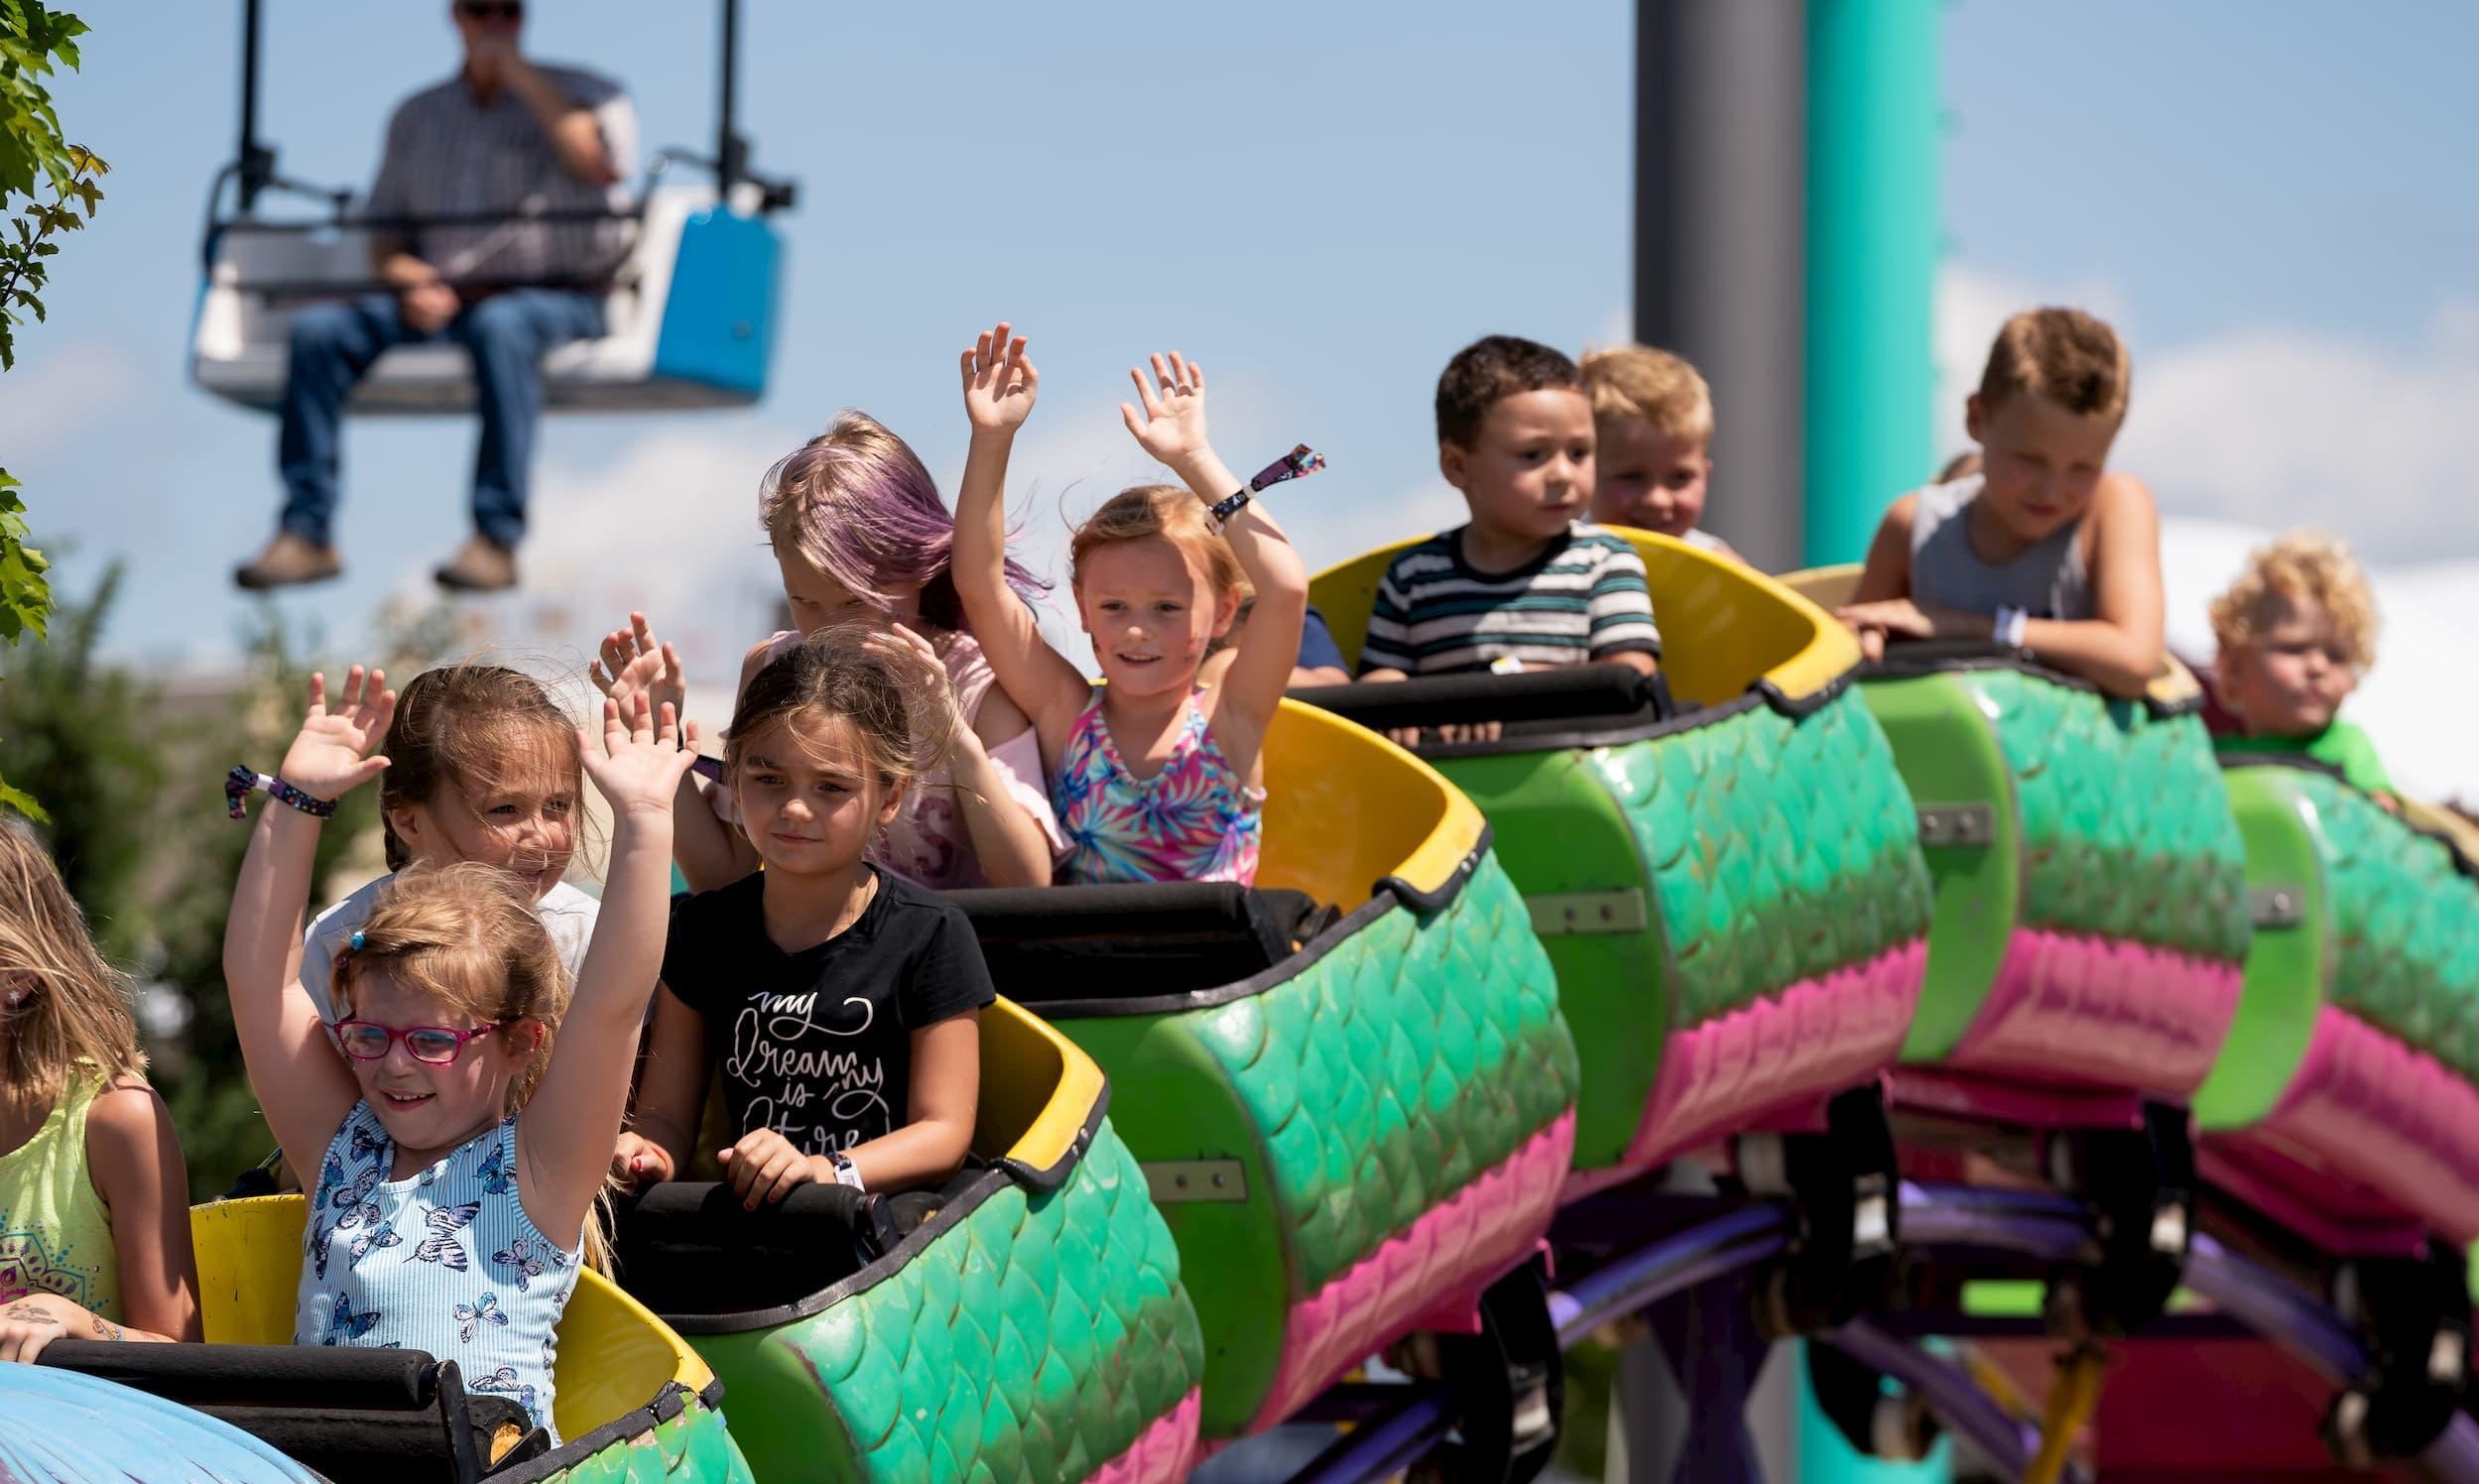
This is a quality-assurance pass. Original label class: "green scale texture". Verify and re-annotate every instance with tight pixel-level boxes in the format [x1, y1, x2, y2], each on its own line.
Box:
[1983, 673, 2251, 963]
[536, 1389, 755, 1484]
[1188, 851, 1580, 1293]
[777, 1119, 1203, 1484]
[1600, 690, 1933, 1026]
[2292, 771, 2479, 1085]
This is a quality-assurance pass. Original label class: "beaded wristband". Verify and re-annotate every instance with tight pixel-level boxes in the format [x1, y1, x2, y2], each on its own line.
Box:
[225, 766, 339, 821]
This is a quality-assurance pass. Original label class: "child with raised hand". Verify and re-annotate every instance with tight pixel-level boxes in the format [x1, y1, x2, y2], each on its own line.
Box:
[591, 409, 1063, 894]
[223, 668, 698, 1442]
[1359, 336, 1661, 680]
[950, 321, 1310, 886]
[1580, 343, 1740, 563]
[2208, 531, 2397, 801]
[1838, 308, 2166, 698]
[297, 664, 599, 1027]
[0, 817, 201, 1364]
[612, 627, 993, 1205]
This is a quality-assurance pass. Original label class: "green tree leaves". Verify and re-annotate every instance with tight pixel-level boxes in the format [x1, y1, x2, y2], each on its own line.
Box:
[2, 2, 102, 817]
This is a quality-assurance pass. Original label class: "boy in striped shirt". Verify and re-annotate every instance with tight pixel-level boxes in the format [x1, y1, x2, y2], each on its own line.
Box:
[1359, 336, 1662, 680]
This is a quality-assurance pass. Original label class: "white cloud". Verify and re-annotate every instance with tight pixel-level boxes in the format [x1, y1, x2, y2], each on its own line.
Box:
[0, 340, 145, 464]
[371, 423, 802, 734]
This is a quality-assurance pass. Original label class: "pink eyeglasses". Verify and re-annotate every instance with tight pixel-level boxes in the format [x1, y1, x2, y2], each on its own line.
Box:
[331, 1019, 505, 1065]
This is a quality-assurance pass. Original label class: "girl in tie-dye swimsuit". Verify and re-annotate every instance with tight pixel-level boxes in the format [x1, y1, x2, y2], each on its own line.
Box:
[950, 321, 1317, 887]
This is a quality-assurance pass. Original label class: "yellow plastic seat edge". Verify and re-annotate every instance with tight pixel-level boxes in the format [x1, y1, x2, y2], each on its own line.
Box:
[985, 996, 1108, 1181]
[1308, 532, 1858, 710]
[189, 1194, 714, 1442]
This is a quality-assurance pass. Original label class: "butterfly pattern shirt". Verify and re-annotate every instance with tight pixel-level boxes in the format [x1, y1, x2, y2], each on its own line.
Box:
[1051, 691, 1265, 886]
[294, 1103, 580, 1441]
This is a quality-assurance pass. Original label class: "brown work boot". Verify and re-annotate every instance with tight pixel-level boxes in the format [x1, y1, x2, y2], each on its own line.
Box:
[233, 532, 343, 591]
[434, 535, 519, 593]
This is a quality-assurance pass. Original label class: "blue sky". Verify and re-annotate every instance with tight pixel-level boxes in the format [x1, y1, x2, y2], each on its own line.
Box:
[6, 1, 2476, 699]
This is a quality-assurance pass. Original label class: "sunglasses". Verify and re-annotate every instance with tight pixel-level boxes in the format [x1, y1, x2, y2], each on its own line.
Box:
[458, 2, 524, 21]
[333, 1018, 506, 1065]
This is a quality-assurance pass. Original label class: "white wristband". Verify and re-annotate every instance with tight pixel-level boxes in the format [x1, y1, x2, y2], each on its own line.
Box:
[830, 1154, 866, 1191]
[1995, 605, 2029, 649]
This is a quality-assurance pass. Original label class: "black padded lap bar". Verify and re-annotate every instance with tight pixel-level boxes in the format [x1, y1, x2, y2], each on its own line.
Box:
[41, 1339, 436, 1409]
[1290, 665, 1663, 733]
[199, 1402, 531, 1484]
[40, 1341, 513, 1484]
[615, 1180, 880, 1317]
[946, 884, 1323, 1003]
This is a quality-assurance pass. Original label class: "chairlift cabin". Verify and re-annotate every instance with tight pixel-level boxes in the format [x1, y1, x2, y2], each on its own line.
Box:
[189, 0, 795, 414]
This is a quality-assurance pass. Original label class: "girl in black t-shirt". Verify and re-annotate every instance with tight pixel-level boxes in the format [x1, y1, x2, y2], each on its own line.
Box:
[612, 629, 994, 1207]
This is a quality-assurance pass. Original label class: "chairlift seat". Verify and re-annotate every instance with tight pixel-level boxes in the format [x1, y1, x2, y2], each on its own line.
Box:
[189, 186, 780, 415]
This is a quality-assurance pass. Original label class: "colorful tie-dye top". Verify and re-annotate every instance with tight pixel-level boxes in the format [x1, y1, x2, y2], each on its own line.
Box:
[295, 1105, 580, 1440]
[1052, 692, 1265, 885]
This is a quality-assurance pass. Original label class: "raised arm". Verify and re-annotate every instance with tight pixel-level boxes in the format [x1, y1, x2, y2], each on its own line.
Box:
[953, 321, 1094, 756]
[518, 695, 701, 1247]
[590, 613, 761, 891]
[221, 669, 396, 1182]
[1120, 353, 1308, 779]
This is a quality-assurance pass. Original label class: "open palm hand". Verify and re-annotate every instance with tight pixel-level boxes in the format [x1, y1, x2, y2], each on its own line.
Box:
[959, 320, 1039, 433]
[276, 667, 397, 802]
[577, 693, 701, 819]
[1120, 352, 1212, 469]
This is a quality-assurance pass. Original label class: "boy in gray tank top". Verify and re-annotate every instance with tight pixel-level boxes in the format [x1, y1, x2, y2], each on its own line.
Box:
[1837, 308, 2169, 699]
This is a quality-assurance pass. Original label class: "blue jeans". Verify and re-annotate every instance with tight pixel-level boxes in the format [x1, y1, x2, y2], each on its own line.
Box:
[276, 289, 605, 549]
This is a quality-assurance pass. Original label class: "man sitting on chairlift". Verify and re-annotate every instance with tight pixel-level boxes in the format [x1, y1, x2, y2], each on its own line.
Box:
[234, 0, 635, 594]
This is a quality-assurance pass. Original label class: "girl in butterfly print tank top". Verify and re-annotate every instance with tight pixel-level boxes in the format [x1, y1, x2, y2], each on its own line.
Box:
[223, 669, 700, 1441]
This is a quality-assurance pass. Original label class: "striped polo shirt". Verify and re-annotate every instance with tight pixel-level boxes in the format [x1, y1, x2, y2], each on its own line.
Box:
[360, 64, 637, 287]
[1358, 523, 1662, 676]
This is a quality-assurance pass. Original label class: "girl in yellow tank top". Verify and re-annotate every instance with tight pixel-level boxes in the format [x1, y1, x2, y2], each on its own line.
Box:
[0, 815, 201, 1362]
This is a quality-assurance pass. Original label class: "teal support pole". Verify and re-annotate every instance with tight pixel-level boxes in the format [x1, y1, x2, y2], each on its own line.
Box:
[1797, 18, 1948, 1484]
[1803, 0, 1940, 567]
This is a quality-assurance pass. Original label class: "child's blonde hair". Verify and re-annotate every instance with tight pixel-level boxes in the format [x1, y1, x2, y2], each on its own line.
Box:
[2207, 530, 2380, 672]
[1068, 486, 1249, 607]
[379, 665, 581, 873]
[725, 625, 957, 802]
[330, 860, 611, 1267]
[0, 815, 142, 1104]
[1979, 308, 2131, 422]
[1581, 344, 1714, 444]
[330, 861, 569, 1113]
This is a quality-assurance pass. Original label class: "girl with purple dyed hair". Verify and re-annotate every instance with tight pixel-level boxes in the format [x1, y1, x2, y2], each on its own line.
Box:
[591, 410, 1066, 893]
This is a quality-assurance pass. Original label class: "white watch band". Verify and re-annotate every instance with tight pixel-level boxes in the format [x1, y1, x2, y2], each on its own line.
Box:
[1995, 605, 2029, 649]
[830, 1155, 866, 1191]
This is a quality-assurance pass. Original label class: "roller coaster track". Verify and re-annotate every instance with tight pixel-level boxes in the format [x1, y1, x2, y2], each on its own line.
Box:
[1279, 1182, 2479, 1484]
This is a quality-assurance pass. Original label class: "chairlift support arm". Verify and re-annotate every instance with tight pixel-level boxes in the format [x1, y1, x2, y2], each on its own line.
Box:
[220, 0, 794, 220]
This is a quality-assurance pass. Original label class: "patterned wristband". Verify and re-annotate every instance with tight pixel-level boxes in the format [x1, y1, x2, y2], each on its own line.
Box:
[1206, 443, 1328, 528]
[225, 766, 339, 821]
[1209, 487, 1254, 526]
